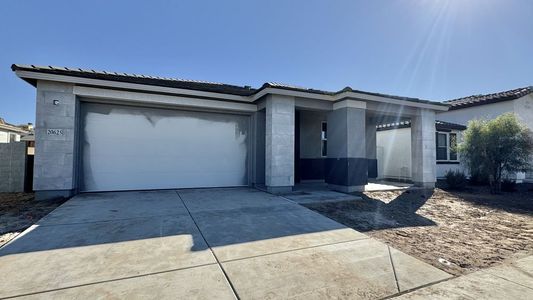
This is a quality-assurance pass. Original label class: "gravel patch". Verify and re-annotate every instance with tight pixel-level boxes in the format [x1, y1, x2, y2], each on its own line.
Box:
[304, 187, 533, 275]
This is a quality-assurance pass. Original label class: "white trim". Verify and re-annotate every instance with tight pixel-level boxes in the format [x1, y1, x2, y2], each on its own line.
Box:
[436, 131, 459, 162]
[332, 99, 367, 110]
[16, 70, 450, 111]
[73, 86, 257, 113]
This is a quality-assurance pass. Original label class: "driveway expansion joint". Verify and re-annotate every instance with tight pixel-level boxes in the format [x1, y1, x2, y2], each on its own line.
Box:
[387, 245, 401, 293]
[174, 190, 241, 300]
[218, 236, 371, 264]
[1, 263, 220, 299]
[36, 213, 188, 227]
[483, 270, 533, 291]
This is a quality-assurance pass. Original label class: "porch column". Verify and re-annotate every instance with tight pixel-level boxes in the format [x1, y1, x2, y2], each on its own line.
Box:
[366, 117, 378, 179]
[265, 94, 295, 194]
[411, 108, 436, 188]
[326, 100, 367, 192]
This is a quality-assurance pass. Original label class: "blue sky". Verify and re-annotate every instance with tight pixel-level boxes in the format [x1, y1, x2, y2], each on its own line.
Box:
[1, 0, 532, 124]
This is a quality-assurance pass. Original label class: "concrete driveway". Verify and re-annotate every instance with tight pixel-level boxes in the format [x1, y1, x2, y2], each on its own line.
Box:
[0, 188, 451, 299]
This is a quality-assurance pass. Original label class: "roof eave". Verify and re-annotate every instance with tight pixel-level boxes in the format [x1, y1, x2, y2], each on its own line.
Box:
[13, 65, 450, 111]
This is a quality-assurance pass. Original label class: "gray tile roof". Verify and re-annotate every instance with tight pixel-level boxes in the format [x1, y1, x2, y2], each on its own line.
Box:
[444, 86, 533, 110]
[377, 120, 466, 131]
[0, 118, 31, 134]
[12, 64, 257, 96]
[12, 64, 447, 107]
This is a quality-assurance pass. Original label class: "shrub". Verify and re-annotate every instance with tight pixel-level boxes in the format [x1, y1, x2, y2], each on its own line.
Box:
[469, 172, 489, 186]
[459, 113, 533, 193]
[444, 170, 467, 190]
[501, 178, 517, 192]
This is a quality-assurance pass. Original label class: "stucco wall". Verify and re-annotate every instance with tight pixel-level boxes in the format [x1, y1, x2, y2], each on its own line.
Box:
[253, 110, 266, 185]
[436, 164, 467, 178]
[436, 100, 515, 126]
[0, 131, 21, 143]
[0, 131, 8, 143]
[377, 128, 412, 180]
[34, 80, 78, 198]
[514, 94, 533, 131]
[0, 142, 27, 192]
[377, 127, 465, 180]
[299, 110, 327, 159]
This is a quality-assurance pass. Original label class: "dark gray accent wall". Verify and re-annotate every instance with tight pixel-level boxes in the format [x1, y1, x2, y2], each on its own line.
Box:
[300, 158, 326, 180]
[326, 106, 368, 187]
[298, 110, 327, 180]
[325, 158, 368, 186]
[367, 158, 378, 178]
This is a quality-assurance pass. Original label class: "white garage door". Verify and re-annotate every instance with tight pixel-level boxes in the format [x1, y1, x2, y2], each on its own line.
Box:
[80, 102, 249, 192]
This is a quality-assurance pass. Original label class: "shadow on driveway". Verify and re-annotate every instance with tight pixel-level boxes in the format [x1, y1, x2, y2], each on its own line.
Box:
[304, 189, 437, 232]
[0, 188, 362, 257]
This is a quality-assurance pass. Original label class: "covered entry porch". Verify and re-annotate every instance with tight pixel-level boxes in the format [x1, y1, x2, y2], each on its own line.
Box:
[253, 91, 446, 194]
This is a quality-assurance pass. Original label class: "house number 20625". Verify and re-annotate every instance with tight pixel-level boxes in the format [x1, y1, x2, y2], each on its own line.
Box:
[47, 129, 64, 135]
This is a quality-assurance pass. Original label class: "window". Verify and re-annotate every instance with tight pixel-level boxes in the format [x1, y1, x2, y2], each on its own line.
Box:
[321, 122, 327, 157]
[436, 132, 459, 161]
[436, 133, 447, 160]
[9, 134, 17, 143]
[449, 133, 457, 160]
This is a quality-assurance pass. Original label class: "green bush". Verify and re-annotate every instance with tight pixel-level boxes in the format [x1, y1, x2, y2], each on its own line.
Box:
[501, 178, 517, 192]
[444, 170, 468, 190]
[468, 172, 489, 186]
[459, 113, 533, 193]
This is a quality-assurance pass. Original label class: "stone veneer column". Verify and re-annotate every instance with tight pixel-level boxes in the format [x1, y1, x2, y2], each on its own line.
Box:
[265, 94, 295, 194]
[411, 108, 436, 188]
[326, 100, 368, 192]
[34, 80, 79, 200]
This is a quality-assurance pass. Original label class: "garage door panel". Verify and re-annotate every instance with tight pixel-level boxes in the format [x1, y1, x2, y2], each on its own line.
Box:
[80, 103, 249, 192]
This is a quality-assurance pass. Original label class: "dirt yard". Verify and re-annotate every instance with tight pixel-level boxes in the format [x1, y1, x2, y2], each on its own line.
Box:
[0, 193, 66, 247]
[304, 186, 533, 276]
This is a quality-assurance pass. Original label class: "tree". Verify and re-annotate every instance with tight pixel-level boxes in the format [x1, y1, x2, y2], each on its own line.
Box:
[459, 113, 533, 193]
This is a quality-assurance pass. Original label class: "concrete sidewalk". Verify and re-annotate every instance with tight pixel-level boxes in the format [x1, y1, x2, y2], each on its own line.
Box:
[0, 188, 451, 299]
[393, 255, 533, 300]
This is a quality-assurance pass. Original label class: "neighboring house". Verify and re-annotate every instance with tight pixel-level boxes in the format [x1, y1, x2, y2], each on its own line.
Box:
[0, 118, 31, 143]
[12, 64, 449, 200]
[438, 86, 533, 181]
[376, 120, 466, 181]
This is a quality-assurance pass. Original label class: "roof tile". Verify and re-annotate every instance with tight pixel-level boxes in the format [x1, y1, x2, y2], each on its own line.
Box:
[445, 86, 533, 110]
[11, 64, 447, 106]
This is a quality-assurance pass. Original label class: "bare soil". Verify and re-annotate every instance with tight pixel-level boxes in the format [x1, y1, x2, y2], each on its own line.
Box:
[0, 193, 66, 247]
[304, 186, 533, 276]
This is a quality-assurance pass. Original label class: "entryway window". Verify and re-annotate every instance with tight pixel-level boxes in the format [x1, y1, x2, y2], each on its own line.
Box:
[321, 122, 327, 157]
[436, 132, 458, 161]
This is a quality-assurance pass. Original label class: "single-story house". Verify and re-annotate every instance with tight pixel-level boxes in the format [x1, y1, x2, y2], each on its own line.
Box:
[376, 120, 466, 181]
[438, 86, 533, 182]
[0, 118, 31, 143]
[12, 64, 449, 200]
